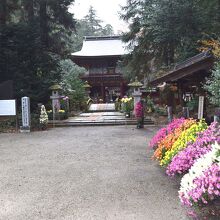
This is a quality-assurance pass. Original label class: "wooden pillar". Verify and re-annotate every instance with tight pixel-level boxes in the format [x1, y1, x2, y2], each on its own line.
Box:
[178, 80, 184, 107]
[120, 82, 124, 98]
[101, 83, 105, 102]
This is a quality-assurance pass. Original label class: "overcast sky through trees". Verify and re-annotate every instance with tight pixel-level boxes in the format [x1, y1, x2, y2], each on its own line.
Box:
[69, 0, 128, 33]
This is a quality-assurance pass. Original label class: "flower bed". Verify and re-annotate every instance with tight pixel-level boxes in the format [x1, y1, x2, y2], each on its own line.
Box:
[149, 118, 185, 149]
[150, 120, 220, 218]
[167, 122, 220, 176]
[179, 142, 220, 207]
[160, 119, 207, 166]
[153, 118, 197, 161]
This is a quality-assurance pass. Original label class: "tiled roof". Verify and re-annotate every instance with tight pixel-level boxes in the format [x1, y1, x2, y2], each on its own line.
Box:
[150, 52, 214, 85]
[71, 36, 129, 57]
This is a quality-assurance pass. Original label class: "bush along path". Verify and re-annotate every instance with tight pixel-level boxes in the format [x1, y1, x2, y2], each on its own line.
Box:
[150, 119, 220, 219]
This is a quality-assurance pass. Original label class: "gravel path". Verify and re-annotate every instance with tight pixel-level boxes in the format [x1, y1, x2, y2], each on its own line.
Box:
[0, 126, 189, 220]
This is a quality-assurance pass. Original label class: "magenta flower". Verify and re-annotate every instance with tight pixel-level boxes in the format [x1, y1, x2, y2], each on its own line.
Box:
[180, 163, 220, 206]
[167, 122, 220, 176]
[135, 101, 144, 118]
[149, 118, 186, 149]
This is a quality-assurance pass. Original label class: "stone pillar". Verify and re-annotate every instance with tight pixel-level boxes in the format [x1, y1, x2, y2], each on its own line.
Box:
[198, 96, 204, 119]
[20, 96, 31, 132]
[50, 91, 61, 120]
[214, 107, 220, 122]
[214, 115, 219, 122]
[128, 77, 143, 109]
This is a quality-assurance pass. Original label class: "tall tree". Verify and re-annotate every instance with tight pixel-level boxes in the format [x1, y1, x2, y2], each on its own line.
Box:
[121, 0, 220, 79]
[0, 0, 7, 25]
[0, 0, 76, 108]
[83, 6, 102, 35]
[71, 6, 114, 51]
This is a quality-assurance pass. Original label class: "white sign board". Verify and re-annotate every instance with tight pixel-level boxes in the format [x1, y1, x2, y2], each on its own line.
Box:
[0, 100, 16, 116]
[198, 96, 204, 119]
[21, 97, 30, 127]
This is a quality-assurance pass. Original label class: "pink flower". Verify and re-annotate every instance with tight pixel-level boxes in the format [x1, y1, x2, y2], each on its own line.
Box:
[135, 102, 144, 118]
[149, 118, 186, 148]
[167, 122, 220, 176]
[179, 163, 220, 206]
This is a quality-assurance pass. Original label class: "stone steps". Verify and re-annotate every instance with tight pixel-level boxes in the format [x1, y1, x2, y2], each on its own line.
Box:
[49, 119, 154, 127]
[88, 103, 115, 112]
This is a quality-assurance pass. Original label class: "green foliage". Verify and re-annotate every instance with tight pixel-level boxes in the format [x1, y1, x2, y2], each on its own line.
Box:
[121, 97, 134, 113]
[186, 98, 199, 111]
[154, 106, 167, 116]
[60, 59, 87, 111]
[204, 62, 220, 106]
[120, 0, 220, 79]
[0, 0, 76, 108]
[145, 96, 155, 112]
[71, 6, 114, 52]
[0, 118, 16, 133]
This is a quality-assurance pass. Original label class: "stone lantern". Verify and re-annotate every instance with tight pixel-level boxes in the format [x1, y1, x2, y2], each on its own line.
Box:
[128, 76, 143, 107]
[49, 84, 62, 120]
[83, 81, 91, 98]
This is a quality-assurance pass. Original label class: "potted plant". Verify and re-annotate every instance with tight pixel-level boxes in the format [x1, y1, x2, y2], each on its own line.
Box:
[121, 97, 134, 118]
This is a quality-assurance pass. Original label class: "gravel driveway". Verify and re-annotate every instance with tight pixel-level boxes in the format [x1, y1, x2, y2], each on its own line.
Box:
[0, 126, 189, 220]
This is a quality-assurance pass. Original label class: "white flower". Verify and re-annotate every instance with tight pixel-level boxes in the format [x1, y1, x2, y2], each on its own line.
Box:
[39, 105, 48, 124]
[179, 142, 220, 198]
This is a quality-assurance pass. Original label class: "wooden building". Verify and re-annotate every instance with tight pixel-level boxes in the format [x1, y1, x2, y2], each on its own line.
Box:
[71, 36, 128, 103]
[150, 51, 214, 107]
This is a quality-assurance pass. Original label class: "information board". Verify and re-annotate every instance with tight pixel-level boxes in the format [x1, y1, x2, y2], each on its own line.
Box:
[0, 100, 16, 116]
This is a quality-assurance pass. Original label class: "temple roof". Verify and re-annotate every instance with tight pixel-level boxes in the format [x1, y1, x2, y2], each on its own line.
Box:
[71, 36, 129, 57]
[150, 51, 214, 85]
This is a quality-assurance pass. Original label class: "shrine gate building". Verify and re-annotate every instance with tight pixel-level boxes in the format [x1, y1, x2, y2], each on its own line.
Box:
[71, 36, 128, 103]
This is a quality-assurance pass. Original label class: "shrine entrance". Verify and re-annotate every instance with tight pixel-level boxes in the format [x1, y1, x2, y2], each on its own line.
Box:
[88, 103, 115, 112]
[82, 74, 127, 103]
[71, 36, 129, 103]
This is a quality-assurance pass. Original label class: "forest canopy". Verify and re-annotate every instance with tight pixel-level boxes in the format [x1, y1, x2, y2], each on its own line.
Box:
[121, 0, 220, 79]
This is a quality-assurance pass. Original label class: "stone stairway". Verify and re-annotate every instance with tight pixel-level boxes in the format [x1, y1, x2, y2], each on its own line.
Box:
[88, 103, 115, 112]
[49, 112, 154, 127]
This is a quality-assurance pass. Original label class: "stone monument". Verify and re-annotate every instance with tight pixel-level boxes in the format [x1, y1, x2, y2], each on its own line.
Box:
[198, 96, 204, 119]
[20, 96, 31, 132]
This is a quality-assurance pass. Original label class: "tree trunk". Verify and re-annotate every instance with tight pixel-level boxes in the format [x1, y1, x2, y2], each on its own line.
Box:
[218, 0, 220, 28]
[24, 0, 34, 22]
[163, 45, 169, 66]
[168, 42, 175, 65]
[39, 0, 49, 47]
[0, 0, 7, 25]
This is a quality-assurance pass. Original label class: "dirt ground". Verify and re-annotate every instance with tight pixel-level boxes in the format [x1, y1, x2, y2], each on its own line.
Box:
[0, 126, 189, 220]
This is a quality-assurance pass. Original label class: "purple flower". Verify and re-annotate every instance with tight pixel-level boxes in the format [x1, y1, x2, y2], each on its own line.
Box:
[180, 163, 220, 206]
[167, 122, 220, 176]
[149, 118, 186, 148]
